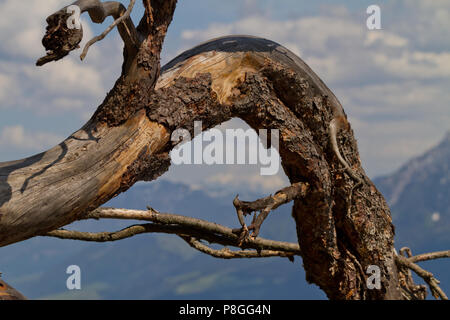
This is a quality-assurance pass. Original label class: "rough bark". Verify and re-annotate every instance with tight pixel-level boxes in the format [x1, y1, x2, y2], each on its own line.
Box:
[0, 1, 404, 299]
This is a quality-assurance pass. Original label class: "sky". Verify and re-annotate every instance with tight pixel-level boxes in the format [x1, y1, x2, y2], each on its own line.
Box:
[0, 0, 449, 194]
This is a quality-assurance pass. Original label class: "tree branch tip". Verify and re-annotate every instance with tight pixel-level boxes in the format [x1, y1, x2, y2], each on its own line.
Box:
[79, 0, 137, 61]
[146, 205, 159, 213]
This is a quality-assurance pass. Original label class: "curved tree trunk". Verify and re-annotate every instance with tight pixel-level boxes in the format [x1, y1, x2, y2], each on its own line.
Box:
[0, 1, 402, 300]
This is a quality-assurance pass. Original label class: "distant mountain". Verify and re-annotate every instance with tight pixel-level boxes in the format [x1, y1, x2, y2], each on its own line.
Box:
[374, 132, 450, 251]
[373, 132, 450, 297]
[1, 133, 448, 300]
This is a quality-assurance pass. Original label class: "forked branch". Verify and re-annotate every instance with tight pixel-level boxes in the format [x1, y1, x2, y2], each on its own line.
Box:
[44, 207, 302, 259]
[79, 0, 138, 60]
[395, 247, 449, 300]
[233, 182, 309, 240]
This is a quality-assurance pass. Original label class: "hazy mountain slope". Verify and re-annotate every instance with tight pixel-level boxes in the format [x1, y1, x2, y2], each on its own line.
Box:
[374, 132, 450, 251]
[373, 132, 450, 297]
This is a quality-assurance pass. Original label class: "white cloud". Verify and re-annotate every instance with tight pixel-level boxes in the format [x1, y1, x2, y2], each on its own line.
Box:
[364, 32, 408, 48]
[0, 0, 61, 59]
[343, 80, 450, 116]
[350, 116, 448, 176]
[23, 58, 105, 98]
[388, 0, 450, 51]
[0, 72, 17, 104]
[373, 51, 450, 79]
[0, 1, 97, 60]
[181, 14, 364, 58]
[0, 57, 106, 115]
[0, 125, 62, 151]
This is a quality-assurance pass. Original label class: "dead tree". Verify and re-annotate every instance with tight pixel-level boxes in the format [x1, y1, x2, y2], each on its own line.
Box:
[0, 0, 448, 300]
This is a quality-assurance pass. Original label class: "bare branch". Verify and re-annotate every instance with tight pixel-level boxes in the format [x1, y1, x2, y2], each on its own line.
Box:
[233, 182, 308, 240]
[79, 0, 137, 61]
[44, 207, 302, 256]
[47, 223, 176, 242]
[395, 255, 448, 300]
[181, 236, 297, 260]
[408, 250, 450, 263]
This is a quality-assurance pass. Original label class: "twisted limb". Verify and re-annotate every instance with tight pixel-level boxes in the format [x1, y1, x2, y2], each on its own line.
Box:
[232, 182, 309, 243]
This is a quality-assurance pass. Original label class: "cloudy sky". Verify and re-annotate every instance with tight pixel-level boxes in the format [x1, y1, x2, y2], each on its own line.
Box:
[0, 0, 449, 194]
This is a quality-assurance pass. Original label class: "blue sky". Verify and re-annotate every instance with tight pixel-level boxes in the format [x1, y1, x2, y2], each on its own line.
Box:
[0, 0, 449, 193]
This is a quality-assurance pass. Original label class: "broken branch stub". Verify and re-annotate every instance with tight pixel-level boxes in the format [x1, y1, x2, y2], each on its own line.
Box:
[37, 8, 83, 66]
[37, 0, 141, 66]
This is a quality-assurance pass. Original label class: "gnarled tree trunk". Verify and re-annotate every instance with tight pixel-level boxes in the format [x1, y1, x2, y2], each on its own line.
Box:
[0, 0, 403, 299]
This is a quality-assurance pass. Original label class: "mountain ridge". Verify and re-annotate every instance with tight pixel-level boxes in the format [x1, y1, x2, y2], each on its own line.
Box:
[374, 131, 449, 251]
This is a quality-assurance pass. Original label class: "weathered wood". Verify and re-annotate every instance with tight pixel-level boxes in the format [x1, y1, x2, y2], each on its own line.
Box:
[0, 34, 401, 299]
[0, 113, 170, 246]
[133, 36, 401, 299]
